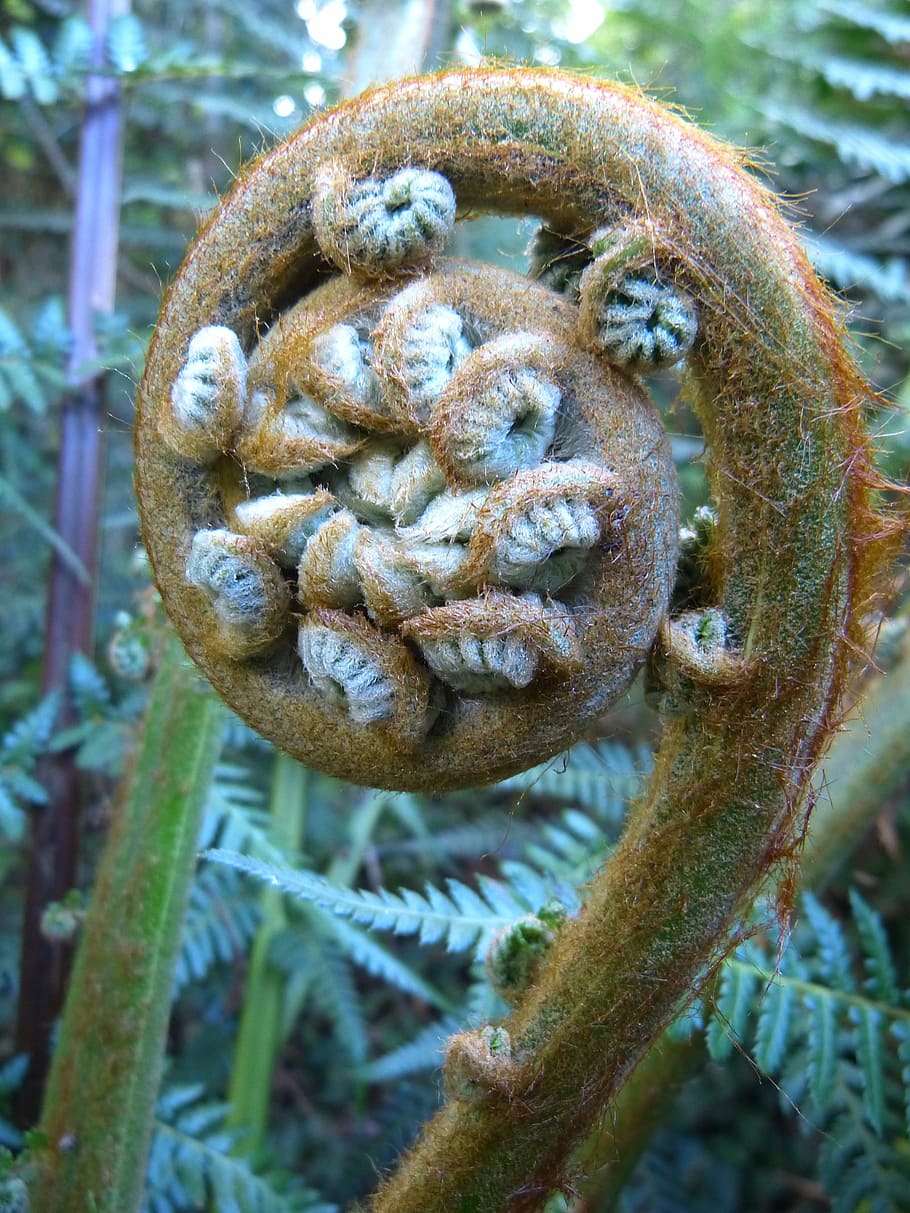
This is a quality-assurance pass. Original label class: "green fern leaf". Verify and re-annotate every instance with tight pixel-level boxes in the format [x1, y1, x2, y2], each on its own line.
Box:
[802, 894, 856, 993]
[498, 740, 647, 824]
[808, 53, 910, 102]
[313, 910, 452, 1010]
[817, 0, 910, 45]
[52, 15, 93, 81]
[204, 849, 540, 958]
[308, 934, 369, 1065]
[849, 1003, 886, 1134]
[848, 888, 901, 1006]
[107, 13, 147, 74]
[805, 236, 910, 305]
[176, 867, 260, 991]
[764, 103, 910, 183]
[0, 37, 25, 99]
[706, 960, 759, 1061]
[753, 974, 796, 1076]
[805, 991, 839, 1113]
[146, 1086, 335, 1213]
[10, 27, 57, 106]
[360, 1017, 459, 1084]
[0, 307, 45, 413]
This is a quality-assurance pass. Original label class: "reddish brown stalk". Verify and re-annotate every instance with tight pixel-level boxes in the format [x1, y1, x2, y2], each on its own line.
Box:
[15, 0, 127, 1124]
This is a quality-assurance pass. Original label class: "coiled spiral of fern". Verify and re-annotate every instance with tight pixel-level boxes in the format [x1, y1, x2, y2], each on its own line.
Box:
[136, 69, 879, 803]
[135, 67, 886, 1211]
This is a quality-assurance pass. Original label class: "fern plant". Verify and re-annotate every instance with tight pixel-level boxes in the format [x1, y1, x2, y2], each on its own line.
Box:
[146, 1084, 336, 1213]
[704, 890, 910, 1211]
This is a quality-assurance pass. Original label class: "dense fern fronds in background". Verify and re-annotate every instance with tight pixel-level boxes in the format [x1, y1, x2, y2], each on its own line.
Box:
[621, 888, 910, 1213]
[145, 1085, 336, 1213]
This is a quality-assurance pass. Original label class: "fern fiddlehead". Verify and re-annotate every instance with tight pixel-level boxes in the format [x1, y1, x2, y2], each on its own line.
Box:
[143, 187, 677, 791]
[134, 69, 886, 1211]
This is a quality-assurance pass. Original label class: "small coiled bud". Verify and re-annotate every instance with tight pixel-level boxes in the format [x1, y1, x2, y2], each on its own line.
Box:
[230, 488, 339, 567]
[527, 225, 591, 298]
[375, 293, 474, 427]
[107, 614, 151, 681]
[401, 592, 581, 693]
[298, 609, 433, 742]
[307, 323, 391, 429]
[162, 326, 246, 463]
[185, 529, 290, 659]
[397, 540, 471, 599]
[397, 485, 489, 545]
[461, 460, 620, 594]
[485, 914, 558, 1004]
[355, 529, 435, 626]
[388, 439, 447, 525]
[430, 332, 561, 485]
[313, 162, 456, 277]
[234, 387, 362, 477]
[297, 509, 363, 610]
[578, 224, 698, 370]
[444, 1026, 515, 1104]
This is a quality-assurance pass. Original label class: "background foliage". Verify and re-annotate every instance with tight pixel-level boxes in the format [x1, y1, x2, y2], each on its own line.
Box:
[0, 1, 908, 1209]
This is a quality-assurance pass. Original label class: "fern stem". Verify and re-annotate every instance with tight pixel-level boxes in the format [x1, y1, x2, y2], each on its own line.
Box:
[567, 638, 910, 1210]
[227, 753, 309, 1149]
[30, 633, 224, 1213]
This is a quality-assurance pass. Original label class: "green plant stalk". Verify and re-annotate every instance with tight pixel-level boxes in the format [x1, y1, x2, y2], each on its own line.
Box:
[227, 754, 309, 1149]
[30, 634, 224, 1213]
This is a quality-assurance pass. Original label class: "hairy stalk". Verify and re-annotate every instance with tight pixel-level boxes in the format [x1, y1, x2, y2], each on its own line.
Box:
[15, 0, 128, 1123]
[30, 635, 224, 1213]
[131, 69, 887, 1210]
[227, 755, 309, 1148]
[568, 628, 910, 1210]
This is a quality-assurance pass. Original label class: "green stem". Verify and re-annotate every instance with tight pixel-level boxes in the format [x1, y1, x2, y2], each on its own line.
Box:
[227, 754, 309, 1149]
[30, 633, 224, 1213]
[570, 632, 910, 1210]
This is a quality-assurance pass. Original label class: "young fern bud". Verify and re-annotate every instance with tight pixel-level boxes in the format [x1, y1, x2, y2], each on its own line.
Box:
[312, 162, 456, 277]
[444, 1026, 516, 1104]
[429, 332, 561, 486]
[578, 222, 698, 370]
[401, 593, 580, 693]
[297, 609, 433, 742]
[527, 225, 591, 298]
[297, 509, 363, 610]
[307, 323, 386, 424]
[162, 325, 246, 463]
[460, 460, 621, 594]
[230, 488, 338, 567]
[185, 529, 289, 659]
[133, 68, 886, 1212]
[234, 386, 362, 477]
[376, 298, 474, 428]
[485, 913, 562, 1004]
[137, 80, 686, 791]
[355, 528, 435, 626]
